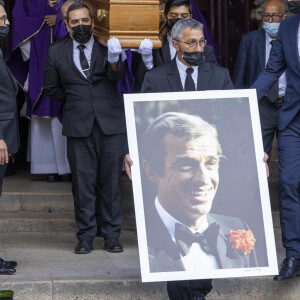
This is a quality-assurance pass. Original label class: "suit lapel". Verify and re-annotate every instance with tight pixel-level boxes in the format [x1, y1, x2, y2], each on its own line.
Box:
[256, 29, 266, 70]
[207, 214, 249, 269]
[161, 38, 171, 64]
[167, 59, 183, 91]
[65, 38, 88, 81]
[197, 62, 210, 91]
[90, 39, 100, 73]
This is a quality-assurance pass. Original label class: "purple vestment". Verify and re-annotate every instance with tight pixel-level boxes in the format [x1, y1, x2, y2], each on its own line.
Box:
[6, 0, 64, 118]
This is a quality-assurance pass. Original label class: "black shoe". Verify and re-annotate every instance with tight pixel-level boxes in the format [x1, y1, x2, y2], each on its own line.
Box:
[273, 257, 300, 281]
[0, 267, 16, 275]
[46, 174, 63, 182]
[75, 241, 93, 254]
[0, 257, 17, 269]
[104, 239, 123, 253]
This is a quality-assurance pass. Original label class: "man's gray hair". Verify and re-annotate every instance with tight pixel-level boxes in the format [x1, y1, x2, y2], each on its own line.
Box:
[172, 19, 204, 41]
[142, 112, 222, 176]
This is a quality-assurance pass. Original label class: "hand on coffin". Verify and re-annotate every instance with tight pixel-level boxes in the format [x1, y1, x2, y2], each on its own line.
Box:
[138, 38, 154, 70]
[107, 37, 123, 63]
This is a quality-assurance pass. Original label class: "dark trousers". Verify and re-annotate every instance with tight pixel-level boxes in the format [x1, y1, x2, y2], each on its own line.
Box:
[67, 120, 126, 243]
[167, 279, 213, 300]
[277, 114, 300, 258]
[0, 163, 7, 197]
[258, 97, 282, 158]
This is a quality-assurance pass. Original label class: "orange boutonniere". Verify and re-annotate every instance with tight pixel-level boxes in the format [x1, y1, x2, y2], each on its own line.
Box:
[229, 229, 256, 254]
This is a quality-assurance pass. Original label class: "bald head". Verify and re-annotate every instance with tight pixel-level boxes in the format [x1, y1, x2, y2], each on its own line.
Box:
[263, 0, 286, 17]
[61, 0, 78, 26]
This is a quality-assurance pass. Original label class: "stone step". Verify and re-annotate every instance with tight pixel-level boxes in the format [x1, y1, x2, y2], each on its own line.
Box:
[1, 172, 135, 214]
[0, 212, 136, 233]
[0, 226, 296, 300]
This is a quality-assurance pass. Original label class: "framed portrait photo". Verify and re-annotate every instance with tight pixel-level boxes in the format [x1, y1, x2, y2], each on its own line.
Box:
[124, 89, 278, 282]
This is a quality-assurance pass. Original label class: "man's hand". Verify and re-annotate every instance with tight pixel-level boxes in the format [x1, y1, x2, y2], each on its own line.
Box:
[264, 152, 269, 178]
[107, 37, 122, 63]
[44, 15, 57, 27]
[0, 139, 9, 165]
[138, 38, 154, 70]
[124, 154, 133, 180]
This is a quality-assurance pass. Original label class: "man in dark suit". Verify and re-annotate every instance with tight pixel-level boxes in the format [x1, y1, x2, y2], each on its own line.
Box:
[0, 0, 19, 274]
[252, 0, 300, 281]
[133, 0, 216, 92]
[44, 2, 127, 254]
[142, 112, 258, 274]
[233, 0, 286, 158]
[133, 18, 233, 300]
[141, 20, 232, 94]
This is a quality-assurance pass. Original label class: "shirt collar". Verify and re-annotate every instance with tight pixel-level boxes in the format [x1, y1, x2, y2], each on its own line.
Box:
[155, 196, 208, 242]
[176, 55, 198, 74]
[73, 35, 94, 51]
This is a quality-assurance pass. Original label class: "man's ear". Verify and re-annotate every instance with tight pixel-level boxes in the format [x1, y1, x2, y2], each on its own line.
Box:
[172, 39, 180, 52]
[143, 160, 160, 184]
[91, 19, 95, 30]
[66, 22, 72, 34]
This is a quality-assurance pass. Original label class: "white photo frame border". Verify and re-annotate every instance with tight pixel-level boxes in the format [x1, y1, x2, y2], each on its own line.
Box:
[124, 89, 278, 282]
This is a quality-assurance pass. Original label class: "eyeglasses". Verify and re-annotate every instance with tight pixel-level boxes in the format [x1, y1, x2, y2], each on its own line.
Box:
[177, 39, 207, 49]
[262, 14, 283, 22]
[0, 16, 8, 25]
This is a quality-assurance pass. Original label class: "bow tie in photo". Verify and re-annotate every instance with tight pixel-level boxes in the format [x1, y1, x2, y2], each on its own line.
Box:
[175, 222, 220, 257]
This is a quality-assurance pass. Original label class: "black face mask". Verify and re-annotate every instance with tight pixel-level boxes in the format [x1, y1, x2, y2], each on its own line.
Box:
[182, 51, 205, 66]
[167, 18, 181, 30]
[288, 1, 300, 14]
[0, 26, 9, 40]
[71, 24, 92, 44]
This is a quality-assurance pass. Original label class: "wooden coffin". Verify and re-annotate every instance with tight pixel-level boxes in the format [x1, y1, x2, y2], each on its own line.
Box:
[83, 0, 162, 48]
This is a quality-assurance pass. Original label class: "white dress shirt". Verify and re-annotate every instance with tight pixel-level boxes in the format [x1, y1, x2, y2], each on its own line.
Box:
[155, 197, 219, 271]
[176, 56, 198, 91]
[73, 36, 94, 79]
[265, 32, 286, 97]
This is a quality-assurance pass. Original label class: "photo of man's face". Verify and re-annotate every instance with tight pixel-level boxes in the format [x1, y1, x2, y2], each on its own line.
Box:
[150, 133, 220, 227]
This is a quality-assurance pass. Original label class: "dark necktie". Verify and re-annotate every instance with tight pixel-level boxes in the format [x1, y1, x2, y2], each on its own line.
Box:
[185, 67, 196, 91]
[77, 44, 91, 81]
[266, 40, 279, 102]
[174, 222, 220, 257]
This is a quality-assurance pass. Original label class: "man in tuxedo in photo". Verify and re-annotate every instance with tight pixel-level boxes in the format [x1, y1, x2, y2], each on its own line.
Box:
[142, 112, 258, 272]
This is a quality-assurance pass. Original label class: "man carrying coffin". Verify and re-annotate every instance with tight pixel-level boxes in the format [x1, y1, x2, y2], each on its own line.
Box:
[44, 2, 127, 254]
